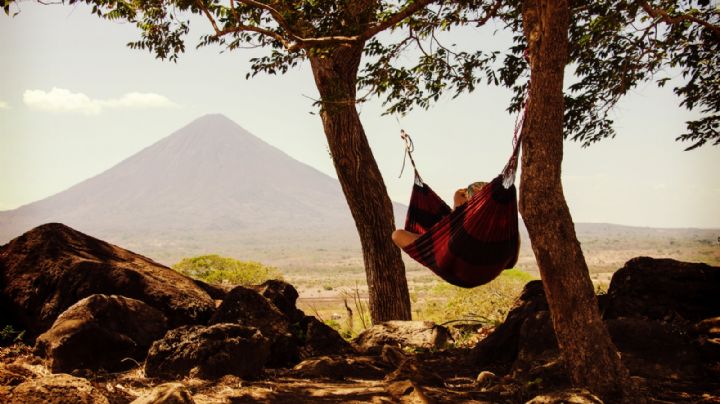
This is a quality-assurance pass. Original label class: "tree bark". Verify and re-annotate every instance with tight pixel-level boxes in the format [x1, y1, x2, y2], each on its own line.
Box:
[519, 0, 637, 401]
[308, 45, 412, 323]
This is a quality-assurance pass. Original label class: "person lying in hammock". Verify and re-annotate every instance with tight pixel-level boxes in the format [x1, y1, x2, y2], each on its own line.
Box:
[392, 181, 488, 249]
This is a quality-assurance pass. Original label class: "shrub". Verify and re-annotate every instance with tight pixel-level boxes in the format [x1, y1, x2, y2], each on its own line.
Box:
[173, 254, 282, 286]
[417, 269, 536, 326]
[0, 325, 25, 346]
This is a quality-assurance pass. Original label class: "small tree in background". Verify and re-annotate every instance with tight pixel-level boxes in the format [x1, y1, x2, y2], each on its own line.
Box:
[173, 254, 282, 285]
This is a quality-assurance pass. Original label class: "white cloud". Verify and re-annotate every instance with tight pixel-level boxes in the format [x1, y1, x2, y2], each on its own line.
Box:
[24, 88, 101, 114]
[101, 92, 178, 109]
[0, 100, 9, 109]
[23, 87, 178, 115]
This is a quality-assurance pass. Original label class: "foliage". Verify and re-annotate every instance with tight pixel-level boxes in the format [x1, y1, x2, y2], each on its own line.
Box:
[0, 325, 25, 346]
[1, 0, 442, 76]
[360, 0, 504, 114]
[323, 318, 353, 339]
[417, 268, 535, 326]
[360, 0, 719, 150]
[561, 0, 718, 149]
[173, 254, 282, 285]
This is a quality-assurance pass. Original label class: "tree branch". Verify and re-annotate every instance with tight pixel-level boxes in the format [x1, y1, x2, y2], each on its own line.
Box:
[226, 0, 364, 49]
[195, 0, 295, 50]
[468, 0, 503, 27]
[235, 0, 300, 38]
[201, 0, 451, 52]
[637, 0, 720, 39]
[362, 0, 441, 40]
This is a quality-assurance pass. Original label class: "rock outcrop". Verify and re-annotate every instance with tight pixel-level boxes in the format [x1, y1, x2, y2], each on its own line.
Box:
[604, 257, 720, 322]
[210, 285, 298, 366]
[297, 315, 354, 359]
[0, 223, 215, 338]
[145, 323, 270, 379]
[253, 279, 305, 322]
[472, 280, 549, 367]
[1, 373, 110, 404]
[472, 257, 720, 381]
[211, 283, 354, 366]
[354, 321, 451, 354]
[35, 294, 168, 373]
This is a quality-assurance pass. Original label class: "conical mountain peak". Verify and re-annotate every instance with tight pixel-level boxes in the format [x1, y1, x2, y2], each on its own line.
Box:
[0, 115, 373, 262]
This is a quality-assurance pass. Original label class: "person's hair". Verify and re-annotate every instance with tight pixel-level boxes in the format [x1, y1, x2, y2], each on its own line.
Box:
[467, 181, 489, 198]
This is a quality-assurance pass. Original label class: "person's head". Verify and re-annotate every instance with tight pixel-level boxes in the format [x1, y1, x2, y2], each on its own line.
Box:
[466, 181, 488, 198]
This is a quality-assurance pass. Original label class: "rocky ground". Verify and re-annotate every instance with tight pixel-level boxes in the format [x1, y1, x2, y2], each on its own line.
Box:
[1, 223, 719, 403]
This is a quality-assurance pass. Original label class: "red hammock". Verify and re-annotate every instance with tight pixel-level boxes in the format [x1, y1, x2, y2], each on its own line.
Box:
[398, 131, 522, 288]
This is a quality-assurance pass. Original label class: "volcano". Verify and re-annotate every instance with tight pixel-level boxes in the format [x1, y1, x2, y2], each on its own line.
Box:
[0, 114, 400, 263]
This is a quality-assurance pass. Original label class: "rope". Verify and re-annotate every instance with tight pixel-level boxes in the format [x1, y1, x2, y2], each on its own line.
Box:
[501, 83, 530, 188]
[399, 130, 423, 185]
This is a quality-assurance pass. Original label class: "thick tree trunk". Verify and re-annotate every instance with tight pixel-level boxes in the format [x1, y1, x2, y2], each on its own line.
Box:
[519, 0, 637, 401]
[309, 45, 412, 323]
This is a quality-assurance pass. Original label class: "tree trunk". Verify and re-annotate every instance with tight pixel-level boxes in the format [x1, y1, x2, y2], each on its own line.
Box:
[519, 0, 637, 401]
[308, 45, 412, 323]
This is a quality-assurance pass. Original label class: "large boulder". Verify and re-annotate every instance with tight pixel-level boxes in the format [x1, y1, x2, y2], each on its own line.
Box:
[297, 315, 354, 359]
[512, 310, 558, 375]
[604, 257, 720, 322]
[0, 223, 215, 338]
[35, 294, 168, 373]
[252, 280, 304, 323]
[210, 285, 298, 366]
[606, 317, 703, 379]
[211, 285, 292, 336]
[472, 280, 549, 366]
[354, 321, 450, 354]
[145, 323, 270, 380]
[473, 259, 720, 379]
[1, 373, 110, 404]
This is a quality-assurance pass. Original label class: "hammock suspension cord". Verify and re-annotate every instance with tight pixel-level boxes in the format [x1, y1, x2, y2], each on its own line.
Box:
[396, 88, 530, 288]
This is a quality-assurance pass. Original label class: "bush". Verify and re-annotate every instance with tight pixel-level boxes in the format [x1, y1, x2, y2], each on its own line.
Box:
[417, 269, 536, 326]
[173, 254, 282, 286]
[0, 325, 25, 346]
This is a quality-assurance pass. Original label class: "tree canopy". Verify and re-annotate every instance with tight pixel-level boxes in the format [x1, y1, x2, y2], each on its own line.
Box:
[361, 0, 719, 150]
[3, 0, 716, 146]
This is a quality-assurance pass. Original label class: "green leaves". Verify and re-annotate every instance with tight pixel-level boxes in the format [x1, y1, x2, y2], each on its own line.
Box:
[173, 254, 283, 285]
[6, 0, 717, 148]
[563, 0, 720, 149]
[358, 1, 505, 115]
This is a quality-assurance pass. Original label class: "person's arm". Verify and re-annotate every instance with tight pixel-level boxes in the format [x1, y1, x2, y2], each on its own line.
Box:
[453, 188, 468, 210]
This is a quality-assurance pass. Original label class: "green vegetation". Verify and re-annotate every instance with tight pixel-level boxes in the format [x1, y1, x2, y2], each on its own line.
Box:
[0, 325, 24, 346]
[301, 268, 538, 343]
[173, 254, 282, 286]
[416, 269, 536, 327]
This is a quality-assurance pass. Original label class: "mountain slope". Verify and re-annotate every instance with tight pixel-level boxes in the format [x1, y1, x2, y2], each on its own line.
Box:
[0, 114, 402, 261]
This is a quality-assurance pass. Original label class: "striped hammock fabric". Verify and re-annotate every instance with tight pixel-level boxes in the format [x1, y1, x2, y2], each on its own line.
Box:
[401, 175, 520, 288]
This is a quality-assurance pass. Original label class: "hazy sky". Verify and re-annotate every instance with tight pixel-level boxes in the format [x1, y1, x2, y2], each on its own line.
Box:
[1, 4, 718, 228]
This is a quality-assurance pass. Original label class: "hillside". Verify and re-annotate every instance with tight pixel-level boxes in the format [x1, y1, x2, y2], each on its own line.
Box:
[0, 114, 716, 269]
[0, 114, 405, 262]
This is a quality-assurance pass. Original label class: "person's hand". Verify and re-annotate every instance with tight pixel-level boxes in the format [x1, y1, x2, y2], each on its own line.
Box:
[453, 188, 468, 208]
